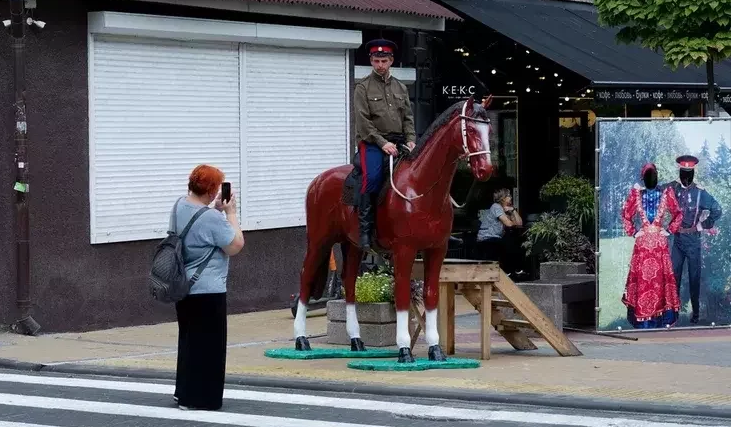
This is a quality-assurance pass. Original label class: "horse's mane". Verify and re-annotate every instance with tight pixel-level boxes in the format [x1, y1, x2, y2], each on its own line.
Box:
[407, 99, 490, 160]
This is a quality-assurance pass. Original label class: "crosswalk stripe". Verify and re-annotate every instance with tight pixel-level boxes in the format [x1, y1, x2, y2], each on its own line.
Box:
[0, 373, 718, 427]
[0, 393, 389, 427]
[0, 423, 59, 427]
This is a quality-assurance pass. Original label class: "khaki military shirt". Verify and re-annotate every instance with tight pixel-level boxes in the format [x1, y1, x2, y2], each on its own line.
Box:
[354, 70, 416, 148]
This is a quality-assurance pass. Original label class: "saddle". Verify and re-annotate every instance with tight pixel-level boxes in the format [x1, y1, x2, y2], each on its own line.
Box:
[342, 133, 409, 207]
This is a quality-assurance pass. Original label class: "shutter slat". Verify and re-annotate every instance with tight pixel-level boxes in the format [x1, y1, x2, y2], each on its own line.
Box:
[91, 36, 241, 244]
[242, 45, 348, 229]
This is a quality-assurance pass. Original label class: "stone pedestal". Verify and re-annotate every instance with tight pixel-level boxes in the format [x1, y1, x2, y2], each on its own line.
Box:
[498, 282, 563, 337]
[326, 299, 397, 347]
[540, 262, 587, 280]
[500, 276, 596, 336]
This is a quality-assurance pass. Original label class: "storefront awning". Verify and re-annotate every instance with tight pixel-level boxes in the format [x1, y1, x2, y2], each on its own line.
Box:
[438, 0, 731, 89]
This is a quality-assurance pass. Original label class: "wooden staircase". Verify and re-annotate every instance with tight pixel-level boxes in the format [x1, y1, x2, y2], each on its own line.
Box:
[410, 260, 582, 359]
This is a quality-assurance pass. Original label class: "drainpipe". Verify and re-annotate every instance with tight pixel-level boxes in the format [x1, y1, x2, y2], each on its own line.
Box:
[8, 0, 39, 336]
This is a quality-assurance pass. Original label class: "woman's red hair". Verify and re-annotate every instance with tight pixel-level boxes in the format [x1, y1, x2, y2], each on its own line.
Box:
[188, 164, 225, 197]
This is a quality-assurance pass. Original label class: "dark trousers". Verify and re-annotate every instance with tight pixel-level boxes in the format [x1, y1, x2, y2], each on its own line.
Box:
[671, 236, 701, 315]
[473, 230, 524, 274]
[174, 292, 227, 410]
[358, 141, 385, 194]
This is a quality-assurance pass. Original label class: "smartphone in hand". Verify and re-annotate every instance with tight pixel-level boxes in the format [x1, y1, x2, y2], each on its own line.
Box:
[221, 182, 231, 203]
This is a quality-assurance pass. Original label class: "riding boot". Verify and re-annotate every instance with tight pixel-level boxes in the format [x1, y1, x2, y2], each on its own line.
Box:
[358, 194, 374, 252]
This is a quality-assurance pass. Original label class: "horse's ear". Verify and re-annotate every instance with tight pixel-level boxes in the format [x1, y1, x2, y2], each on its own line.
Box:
[482, 95, 493, 109]
[464, 95, 475, 115]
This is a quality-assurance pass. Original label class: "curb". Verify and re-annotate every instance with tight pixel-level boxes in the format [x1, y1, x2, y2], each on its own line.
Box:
[1, 358, 730, 419]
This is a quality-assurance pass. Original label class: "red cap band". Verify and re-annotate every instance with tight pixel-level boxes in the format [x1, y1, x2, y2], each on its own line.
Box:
[369, 46, 393, 54]
[680, 161, 696, 168]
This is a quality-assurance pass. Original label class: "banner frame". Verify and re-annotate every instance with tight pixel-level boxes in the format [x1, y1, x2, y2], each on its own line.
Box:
[594, 116, 731, 334]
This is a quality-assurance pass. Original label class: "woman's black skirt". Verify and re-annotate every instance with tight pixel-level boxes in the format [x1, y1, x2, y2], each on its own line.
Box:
[174, 292, 227, 410]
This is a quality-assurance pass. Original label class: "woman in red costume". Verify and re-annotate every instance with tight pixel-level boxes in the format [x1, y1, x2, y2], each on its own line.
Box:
[621, 163, 683, 328]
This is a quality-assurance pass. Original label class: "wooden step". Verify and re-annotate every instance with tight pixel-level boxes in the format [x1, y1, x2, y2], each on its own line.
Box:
[491, 298, 514, 308]
[500, 319, 534, 329]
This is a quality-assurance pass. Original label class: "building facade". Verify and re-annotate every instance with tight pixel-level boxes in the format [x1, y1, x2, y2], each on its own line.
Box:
[0, 0, 458, 332]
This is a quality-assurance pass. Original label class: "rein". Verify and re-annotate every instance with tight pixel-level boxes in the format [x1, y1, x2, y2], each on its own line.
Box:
[389, 100, 491, 207]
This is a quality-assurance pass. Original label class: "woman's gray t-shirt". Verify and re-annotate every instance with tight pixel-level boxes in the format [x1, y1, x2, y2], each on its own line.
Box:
[169, 197, 236, 295]
[476, 203, 506, 241]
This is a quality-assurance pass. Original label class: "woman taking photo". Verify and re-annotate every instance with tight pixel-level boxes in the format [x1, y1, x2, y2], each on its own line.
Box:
[171, 164, 244, 411]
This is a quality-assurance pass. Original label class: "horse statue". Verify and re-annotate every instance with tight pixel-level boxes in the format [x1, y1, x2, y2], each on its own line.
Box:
[293, 95, 494, 363]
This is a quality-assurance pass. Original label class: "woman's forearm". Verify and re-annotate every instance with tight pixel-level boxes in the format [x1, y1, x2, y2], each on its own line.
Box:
[227, 211, 245, 243]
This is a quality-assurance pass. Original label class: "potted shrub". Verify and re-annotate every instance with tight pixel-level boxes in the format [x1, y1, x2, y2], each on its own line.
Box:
[326, 263, 425, 347]
[524, 174, 596, 277]
[326, 267, 397, 347]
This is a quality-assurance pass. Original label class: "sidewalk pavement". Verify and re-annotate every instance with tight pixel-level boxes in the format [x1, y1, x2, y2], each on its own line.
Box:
[1, 297, 731, 416]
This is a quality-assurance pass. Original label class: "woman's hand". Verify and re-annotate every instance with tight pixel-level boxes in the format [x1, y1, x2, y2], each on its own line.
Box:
[215, 190, 237, 215]
[222, 192, 237, 215]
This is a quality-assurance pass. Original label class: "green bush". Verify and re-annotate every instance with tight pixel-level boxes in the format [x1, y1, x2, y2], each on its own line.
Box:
[522, 212, 595, 273]
[539, 174, 594, 225]
[354, 271, 394, 303]
[524, 174, 597, 273]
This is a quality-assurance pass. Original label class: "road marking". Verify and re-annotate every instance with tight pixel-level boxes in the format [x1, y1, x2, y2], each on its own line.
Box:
[44, 335, 328, 365]
[0, 423, 60, 427]
[0, 373, 718, 427]
[0, 393, 388, 427]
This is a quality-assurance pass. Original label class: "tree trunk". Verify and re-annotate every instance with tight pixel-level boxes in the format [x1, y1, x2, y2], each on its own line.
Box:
[706, 58, 718, 117]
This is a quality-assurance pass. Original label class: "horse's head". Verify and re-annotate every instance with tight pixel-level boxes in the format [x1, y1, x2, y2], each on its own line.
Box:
[458, 95, 494, 182]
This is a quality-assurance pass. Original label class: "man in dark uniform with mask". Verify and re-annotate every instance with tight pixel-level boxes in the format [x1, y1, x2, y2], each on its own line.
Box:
[353, 38, 416, 251]
[668, 155, 722, 323]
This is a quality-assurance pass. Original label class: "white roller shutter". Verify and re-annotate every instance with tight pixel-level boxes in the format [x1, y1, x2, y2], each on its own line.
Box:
[89, 35, 241, 244]
[241, 44, 348, 230]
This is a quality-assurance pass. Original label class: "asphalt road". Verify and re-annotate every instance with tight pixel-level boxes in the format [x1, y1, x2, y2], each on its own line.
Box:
[0, 369, 728, 427]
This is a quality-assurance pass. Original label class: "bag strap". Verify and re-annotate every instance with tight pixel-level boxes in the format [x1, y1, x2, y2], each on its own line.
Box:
[169, 196, 184, 233]
[179, 206, 209, 240]
[189, 248, 216, 286]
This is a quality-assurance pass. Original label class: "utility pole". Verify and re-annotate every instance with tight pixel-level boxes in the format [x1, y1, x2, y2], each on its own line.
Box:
[6, 0, 41, 336]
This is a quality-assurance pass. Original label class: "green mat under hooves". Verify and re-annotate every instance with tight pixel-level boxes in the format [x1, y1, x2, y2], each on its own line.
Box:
[347, 358, 481, 371]
[264, 348, 400, 360]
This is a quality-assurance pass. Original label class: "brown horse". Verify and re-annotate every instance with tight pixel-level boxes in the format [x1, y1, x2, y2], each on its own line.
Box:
[293, 96, 494, 363]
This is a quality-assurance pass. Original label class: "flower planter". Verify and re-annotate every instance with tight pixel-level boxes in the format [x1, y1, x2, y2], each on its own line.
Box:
[326, 299, 397, 347]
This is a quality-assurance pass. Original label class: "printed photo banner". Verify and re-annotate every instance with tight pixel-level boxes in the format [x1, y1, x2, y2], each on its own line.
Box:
[592, 86, 731, 106]
[596, 118, 731, 331]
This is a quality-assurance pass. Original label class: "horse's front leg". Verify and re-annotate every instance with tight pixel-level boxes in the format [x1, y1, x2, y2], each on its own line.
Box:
[393, 245, 418, 363]
[342, 241, 366, 351]
[423, 245, 448, 361]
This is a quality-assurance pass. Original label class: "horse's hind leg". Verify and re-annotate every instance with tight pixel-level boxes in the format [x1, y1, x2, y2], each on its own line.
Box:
[294, 239, 332, 351]
[393, 245, 418, 363]
[341, 240, 366, 351]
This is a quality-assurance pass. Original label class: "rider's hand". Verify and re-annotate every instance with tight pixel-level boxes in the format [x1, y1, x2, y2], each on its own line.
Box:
[382, 142, 398, 156]
[407, 141, 416, 151]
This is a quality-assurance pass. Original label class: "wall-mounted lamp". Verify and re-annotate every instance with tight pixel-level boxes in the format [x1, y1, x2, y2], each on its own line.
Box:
[26, 17, 45, 29]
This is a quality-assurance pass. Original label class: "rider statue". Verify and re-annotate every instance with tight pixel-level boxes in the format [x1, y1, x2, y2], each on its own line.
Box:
[354, 38, 417, 252]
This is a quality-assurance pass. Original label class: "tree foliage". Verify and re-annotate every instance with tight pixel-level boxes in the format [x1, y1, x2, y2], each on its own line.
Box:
[594, 0, 731, 69]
